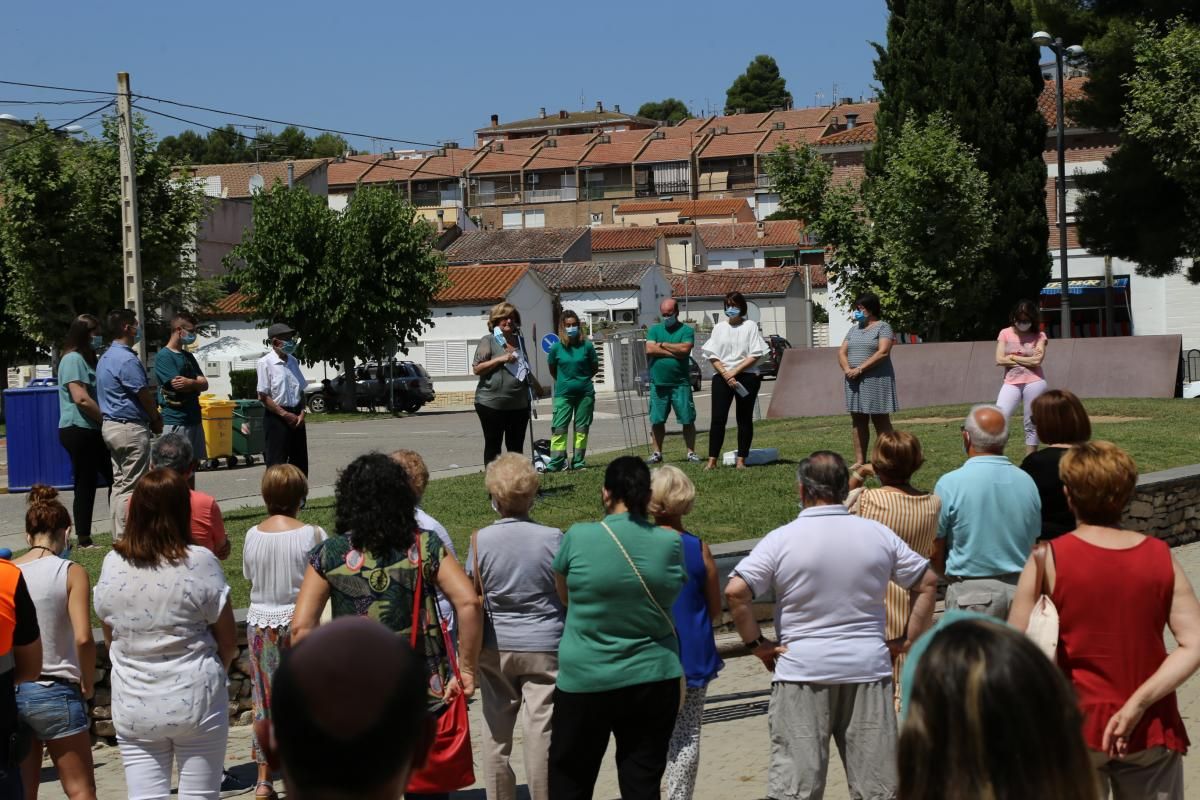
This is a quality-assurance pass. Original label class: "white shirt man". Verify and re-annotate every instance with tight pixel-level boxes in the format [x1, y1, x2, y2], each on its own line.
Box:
[257, 323, 309, 476]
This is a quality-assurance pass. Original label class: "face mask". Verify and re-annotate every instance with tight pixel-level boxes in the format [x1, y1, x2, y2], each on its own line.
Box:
[662, 314, 677, 326]
[280, 340, 297, 355]
[1015, 321, 1032, 332]
[493, 327, 507, 346]
[490, 497, 500, 515]
[725, 307, 740, 318]
[565, 326, 580, 337]
[59, 542, 72, 561]
[852, 310, 866, 323]
[180, 331, 197, 346]
[90, 335, 105, 350]
[131, 327, 142, 345]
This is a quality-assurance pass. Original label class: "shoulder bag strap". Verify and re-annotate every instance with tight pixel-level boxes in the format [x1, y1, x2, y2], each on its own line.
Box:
[601, 521, 675, 630]
[1033, 541, 1051, 595]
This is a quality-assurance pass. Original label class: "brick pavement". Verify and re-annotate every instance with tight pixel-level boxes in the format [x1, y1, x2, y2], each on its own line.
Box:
[38, 541, 1200, 799]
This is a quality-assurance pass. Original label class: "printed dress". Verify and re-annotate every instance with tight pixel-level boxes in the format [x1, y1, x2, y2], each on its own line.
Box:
[844, 321, 899, 414]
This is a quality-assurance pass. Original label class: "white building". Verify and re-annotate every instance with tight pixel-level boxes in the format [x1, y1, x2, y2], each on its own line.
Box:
[669, 267, 814, 347]
[532, 261, 671, 330]
[698, 220, 816, 270]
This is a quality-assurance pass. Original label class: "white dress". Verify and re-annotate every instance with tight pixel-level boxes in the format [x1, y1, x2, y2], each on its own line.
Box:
[242, 524, 328, 629]
[93, 546, 230, 740]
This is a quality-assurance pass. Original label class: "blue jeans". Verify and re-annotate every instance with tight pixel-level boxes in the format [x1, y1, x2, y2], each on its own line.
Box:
[16, 681, 90, 740]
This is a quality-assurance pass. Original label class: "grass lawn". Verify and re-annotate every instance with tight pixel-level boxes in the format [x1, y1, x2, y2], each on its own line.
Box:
[65, 397, 1200, 618]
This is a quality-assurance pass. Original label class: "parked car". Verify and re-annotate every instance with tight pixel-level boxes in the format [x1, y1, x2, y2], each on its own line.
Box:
[759, 335, 793, 378]
[635, 356, 703, 395]
[304, 360, 435, 414]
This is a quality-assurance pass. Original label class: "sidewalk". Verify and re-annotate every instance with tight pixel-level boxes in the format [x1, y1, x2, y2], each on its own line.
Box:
[37, 541, 1200, 798]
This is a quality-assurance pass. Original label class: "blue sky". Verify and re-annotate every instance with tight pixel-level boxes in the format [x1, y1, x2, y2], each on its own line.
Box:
[3, 0, 887, 150]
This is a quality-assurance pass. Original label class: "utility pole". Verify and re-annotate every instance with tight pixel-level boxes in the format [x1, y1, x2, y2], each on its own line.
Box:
[116, 72, 146, 361]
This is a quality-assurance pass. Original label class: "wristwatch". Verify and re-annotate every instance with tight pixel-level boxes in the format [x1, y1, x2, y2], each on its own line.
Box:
[743, 635, 767, 651]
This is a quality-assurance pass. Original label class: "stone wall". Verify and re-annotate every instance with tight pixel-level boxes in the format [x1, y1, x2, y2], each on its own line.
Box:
[1122, 465, 1200, 546]
[87, 617, 256, 742]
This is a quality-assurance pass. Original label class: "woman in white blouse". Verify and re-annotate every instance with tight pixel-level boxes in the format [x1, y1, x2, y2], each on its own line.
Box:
[93, 468, 237, 799]
[700, 291, 770, 470]
[242, 464, 327, 799]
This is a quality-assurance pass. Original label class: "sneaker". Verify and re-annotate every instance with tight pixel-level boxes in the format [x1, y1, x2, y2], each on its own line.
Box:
[686, 452, 702, 463]
[220, 770, 254, 798]
[647, 452, 664, 464]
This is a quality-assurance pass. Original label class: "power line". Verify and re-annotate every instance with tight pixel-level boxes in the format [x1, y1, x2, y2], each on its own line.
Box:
[0, 101, 114, 156]
[0, 79, 116, 96]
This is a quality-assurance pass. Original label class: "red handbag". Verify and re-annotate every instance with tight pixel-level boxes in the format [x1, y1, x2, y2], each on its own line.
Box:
[406, 541, 476, 794]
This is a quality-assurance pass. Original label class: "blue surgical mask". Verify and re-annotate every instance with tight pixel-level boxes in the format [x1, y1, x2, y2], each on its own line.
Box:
[132, 327, 142, 345]
[493, 327, 507, 346]
[853, 309, 866, 323]
[725, 307, 740, 318]
[662, 314, 677, 326]
[181, 331, 197, 346]
[90, 335, 105, 350]
[280, 340, 297, 355]
[59, 542, 72, 561]
[565, 326, 580, 337]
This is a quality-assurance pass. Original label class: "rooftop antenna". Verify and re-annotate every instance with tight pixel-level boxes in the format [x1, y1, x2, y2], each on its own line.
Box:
[814, 90, 825, 106]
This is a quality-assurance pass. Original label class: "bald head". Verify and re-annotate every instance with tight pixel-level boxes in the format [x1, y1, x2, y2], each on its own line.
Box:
[964, 404, 1010, 455]
[660, 298, 679, 318]
[261, 617, 431, 798]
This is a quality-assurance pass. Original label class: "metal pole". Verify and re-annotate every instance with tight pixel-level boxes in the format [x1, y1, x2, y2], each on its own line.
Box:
[116, 72, 147, 362]
[1055, 40, 1071, 339]
[1103, 254, 1115, 336]
[287, 161, 295, 189]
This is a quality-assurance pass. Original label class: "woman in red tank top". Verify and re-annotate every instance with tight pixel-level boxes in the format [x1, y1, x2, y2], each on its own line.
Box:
[1010, 442, 1200, 800]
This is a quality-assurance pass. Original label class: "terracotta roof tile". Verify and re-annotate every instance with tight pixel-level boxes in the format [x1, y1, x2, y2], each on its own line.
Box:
[327, 157, 378, 187]
[698, 221, 808, 249]
[821, 103, 878, 126]
[411, 147, 478, 181]
[525, 134, 596, 171]
[699, 130, 768, 159]
[208, 291, 256, 318]
[635, 135, 702, 164]
[661, 118, 709, 137]
[708, 112, 773, 133]
[187, 158, 327, 199]
[759, 127, 827, 153]
[358, 157, 422, 184]
[763, 108, 832, 128]
[436, 264, 530, 304]
[443, 227, 590, 264]
[477, 109, 656, 135]
[816, 122, 878, 146]
[615, 198, 751, 217]
[669, 267, 805, 298]
[1039, 76, 1088, 128]
[532, 261, 655, 291]
[579, 130, 651, 166]
[591, 224, 694, 252]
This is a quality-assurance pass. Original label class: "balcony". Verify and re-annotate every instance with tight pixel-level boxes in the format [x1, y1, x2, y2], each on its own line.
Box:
[635, 180, 692, 198]
[580, 184, 635, 200]
[412, 190, 462, 208]
[523, 187, 579, 203]
[472, 189, 522, 206]
[756, 174, 773, 189]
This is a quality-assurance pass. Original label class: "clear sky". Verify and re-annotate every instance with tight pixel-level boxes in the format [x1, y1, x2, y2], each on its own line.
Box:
[2, 0, 887, 151]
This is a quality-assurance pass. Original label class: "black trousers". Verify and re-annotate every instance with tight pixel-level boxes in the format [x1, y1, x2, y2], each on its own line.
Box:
[58, 425, 112, 544]
[708, 372, 762, 459]
[548, 678, 680, 800]
[475, 403, 530, 464]
[264, 406, 309, 476]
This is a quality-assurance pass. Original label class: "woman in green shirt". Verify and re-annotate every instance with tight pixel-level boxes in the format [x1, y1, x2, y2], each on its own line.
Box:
[545, 311, 599, 472]
[548, 456, 686, 800]
[57, 314, 110, 547]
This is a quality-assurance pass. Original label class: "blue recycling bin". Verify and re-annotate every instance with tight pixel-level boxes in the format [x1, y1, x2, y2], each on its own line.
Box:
[4, 378, 75, 492]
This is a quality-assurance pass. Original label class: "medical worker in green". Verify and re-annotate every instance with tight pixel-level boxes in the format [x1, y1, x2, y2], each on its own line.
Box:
[546, 310, 599, 471]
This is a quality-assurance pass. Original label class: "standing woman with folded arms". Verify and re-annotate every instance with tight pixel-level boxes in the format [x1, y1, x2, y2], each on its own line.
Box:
[839, 292, 898, 466]
[700, 292, 769, 471]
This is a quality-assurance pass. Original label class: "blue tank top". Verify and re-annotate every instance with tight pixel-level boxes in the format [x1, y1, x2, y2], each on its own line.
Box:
[671, 532, 723, 687]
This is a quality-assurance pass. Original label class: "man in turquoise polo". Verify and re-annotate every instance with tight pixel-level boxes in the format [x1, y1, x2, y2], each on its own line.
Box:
[645, 298, 700, 464]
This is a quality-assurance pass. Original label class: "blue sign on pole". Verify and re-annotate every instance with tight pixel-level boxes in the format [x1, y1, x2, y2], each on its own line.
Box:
[541, 333, 560, 354]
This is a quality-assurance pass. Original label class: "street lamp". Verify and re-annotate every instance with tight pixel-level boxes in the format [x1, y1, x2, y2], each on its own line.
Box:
[1033, 31, 1085, 338]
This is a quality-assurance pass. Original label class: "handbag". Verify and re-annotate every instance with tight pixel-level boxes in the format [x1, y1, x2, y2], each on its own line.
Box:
[405, 538, 476, 795]
[1025, 541, 1060, 660]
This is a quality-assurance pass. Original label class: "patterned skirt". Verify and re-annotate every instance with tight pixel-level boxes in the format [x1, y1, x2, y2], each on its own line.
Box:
[249, 624, 291, 765]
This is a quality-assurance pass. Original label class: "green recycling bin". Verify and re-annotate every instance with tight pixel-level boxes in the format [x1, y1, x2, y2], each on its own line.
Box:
[233, 399, 266, 466]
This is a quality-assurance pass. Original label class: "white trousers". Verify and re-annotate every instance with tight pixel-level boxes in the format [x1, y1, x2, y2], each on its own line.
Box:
[996, 380, 1048, 447]
[117, 712, 229, 800]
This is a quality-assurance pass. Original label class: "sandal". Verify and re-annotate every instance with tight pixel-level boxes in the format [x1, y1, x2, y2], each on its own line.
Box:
[255, 781, 278, 799]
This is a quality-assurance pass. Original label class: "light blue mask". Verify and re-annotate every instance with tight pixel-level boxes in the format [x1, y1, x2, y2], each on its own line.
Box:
[90, 335, 105, 350]
[853, 309, 867, 323]
[725, 307, 740, 318]
[565, 326, 580, 337]
[132, 327, 142, 345]
[59, 542, 72, 561]
[662, 315, 677, 326]
[181, 331, 197, 346]
[280, 340, 297, 355]
[493, 327, 507, 346]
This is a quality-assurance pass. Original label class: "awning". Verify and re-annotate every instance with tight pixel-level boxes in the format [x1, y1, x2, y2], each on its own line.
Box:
[1040, 277, 1129, 296]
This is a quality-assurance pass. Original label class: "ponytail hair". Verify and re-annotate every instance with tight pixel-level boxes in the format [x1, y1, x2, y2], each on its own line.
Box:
[26, 484, 71, 536]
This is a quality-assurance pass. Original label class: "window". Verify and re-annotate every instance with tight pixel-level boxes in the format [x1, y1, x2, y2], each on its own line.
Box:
[590, 212, 604, 226]
[1064, 177, 1082, 221]
[422, 340, 471, 377]
[502, 210, 522, 229]
[525, 210, 545, 228]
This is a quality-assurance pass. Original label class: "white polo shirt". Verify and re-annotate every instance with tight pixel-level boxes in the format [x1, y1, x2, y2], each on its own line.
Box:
[732, 505, 929, 684]
[256, 351, 306, 409]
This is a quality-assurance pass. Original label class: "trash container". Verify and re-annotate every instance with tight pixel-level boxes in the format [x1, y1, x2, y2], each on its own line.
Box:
[4, 378, 74, 492]
[232, 399, 265, 466]
[198, 394, 236, 470]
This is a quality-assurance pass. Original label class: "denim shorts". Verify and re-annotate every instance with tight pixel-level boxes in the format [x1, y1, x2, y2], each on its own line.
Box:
[16, 680, 89, 740]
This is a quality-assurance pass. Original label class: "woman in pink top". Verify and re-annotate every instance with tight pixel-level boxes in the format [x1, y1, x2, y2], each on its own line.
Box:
[995, 299, 1048, 454]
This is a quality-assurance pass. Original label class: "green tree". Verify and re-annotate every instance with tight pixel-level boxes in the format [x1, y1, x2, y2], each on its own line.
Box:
[227, 185, 448, 411]
[157, 129, 207, 165]
[203, 125, 253, 164]
[311, 132, 350, 158]
[724, 55, 793, 114]
[763, 142, 833, 224]
[871, 0, 1049, 336]
[822, 116, 996, 341]
[0, 115, 209, 348]
[637, 98, 692, 124]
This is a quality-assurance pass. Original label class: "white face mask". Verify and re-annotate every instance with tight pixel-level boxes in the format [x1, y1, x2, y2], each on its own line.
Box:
[490, 497, 500, 514]
[1015, 321, 1032, 332]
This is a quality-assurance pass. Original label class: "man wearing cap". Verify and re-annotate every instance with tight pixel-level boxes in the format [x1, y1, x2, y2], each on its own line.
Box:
[257, 323, 309, 476]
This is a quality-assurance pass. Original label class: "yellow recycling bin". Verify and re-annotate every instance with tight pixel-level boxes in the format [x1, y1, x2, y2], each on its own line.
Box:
[198, 394, 237, 469]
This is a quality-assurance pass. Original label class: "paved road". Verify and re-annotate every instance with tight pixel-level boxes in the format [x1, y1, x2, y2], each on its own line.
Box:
[0, 388, 777, 551]
[35, 541, 1200, 799]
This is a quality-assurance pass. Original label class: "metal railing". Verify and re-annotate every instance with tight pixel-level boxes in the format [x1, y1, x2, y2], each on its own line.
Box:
[471, 189, 522, 206]
[581, 184, 635, 200]
[523, 187, 578, 203]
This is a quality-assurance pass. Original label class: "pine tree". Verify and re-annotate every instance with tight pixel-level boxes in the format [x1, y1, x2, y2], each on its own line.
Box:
[871, 0, 1049, 337]
[724, 56, 793, 114]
